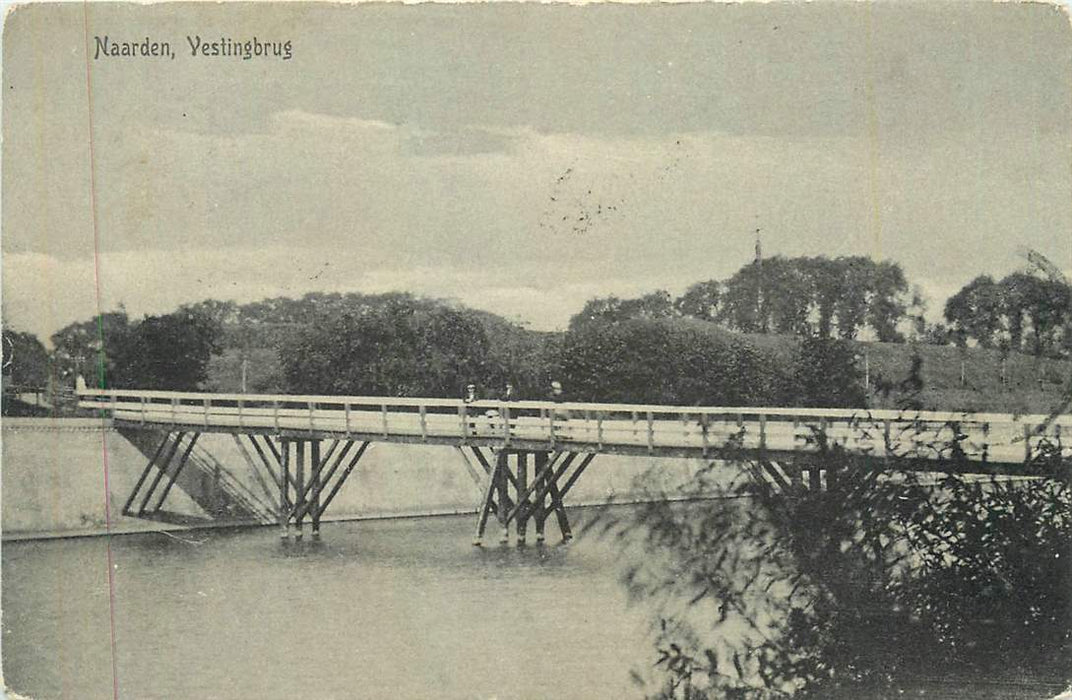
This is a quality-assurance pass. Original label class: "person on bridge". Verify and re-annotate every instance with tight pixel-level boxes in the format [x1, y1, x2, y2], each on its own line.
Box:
[549, 380, 570, 425]
[463, 383, 480, 435]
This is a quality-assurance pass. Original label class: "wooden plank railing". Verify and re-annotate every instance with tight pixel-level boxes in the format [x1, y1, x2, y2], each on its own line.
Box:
[76, 388, 1072, 467]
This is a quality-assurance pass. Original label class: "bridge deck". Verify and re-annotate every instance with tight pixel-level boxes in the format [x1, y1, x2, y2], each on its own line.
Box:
[77, 389, 1072, 471]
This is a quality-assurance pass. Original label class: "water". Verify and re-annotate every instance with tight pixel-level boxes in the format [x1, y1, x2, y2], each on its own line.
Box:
[2, 511, 656, 700]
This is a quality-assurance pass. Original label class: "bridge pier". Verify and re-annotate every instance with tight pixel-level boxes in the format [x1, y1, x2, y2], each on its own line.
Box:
[242, 435, 371, 541]
[468, 448, 596, 547]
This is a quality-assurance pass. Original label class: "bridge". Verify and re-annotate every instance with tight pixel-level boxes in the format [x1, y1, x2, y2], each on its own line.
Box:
[77, 388, 1071, 544]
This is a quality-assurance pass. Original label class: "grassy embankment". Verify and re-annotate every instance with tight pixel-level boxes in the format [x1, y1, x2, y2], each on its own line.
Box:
[742, 332, 1072, 415]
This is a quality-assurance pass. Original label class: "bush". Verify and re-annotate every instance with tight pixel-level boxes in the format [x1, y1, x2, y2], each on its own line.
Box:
[788, 337, 867, 408]
[278, 298, 496, 397]
[610, 427, 1072, 698]
[557, 318, 786, 406]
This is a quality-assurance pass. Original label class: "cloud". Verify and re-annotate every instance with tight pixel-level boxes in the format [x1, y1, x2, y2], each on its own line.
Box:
[5, 104, 1070, 342]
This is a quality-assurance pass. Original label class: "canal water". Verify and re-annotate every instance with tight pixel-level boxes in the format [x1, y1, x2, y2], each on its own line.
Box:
[3, 510, 658, 700]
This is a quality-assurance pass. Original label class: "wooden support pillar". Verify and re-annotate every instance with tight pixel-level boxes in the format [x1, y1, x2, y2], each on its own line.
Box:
[295, 440, 306, 540]
[496, 451, 510, 545]
[279, 438, 291, 539]
[534, 452, 549, 543]
[311, 440, 322, 539]
[516, 451, 528, 545]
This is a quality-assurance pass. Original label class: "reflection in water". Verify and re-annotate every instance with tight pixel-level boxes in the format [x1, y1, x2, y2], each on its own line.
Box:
[3, 511, 655, 700]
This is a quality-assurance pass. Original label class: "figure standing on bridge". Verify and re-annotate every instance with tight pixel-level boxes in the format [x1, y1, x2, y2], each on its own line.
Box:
[464, 383, 486, 437]
[549, 380, 570, 428]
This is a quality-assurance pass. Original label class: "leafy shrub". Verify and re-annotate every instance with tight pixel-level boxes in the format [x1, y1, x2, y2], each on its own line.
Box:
[607, 426, 1072, 698]
[557, 318, 786, 406]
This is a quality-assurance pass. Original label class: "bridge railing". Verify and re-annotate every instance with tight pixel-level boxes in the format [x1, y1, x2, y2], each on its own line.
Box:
[76, 388, 1072, 466]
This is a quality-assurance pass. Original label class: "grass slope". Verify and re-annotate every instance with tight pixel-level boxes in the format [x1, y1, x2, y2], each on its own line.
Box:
[740, 332, 1072, 414]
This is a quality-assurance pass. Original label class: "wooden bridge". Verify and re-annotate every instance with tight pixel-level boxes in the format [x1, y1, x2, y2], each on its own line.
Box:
[77, 388, 1071, 544]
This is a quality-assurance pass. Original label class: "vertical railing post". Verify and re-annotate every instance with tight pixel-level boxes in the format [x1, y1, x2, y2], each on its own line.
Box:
[646, 411, 655, 453]
[420, 404, 428, 442]
[700, 412, 709, 458]
[345, 403, 352, 437]
[501, 405, 511, 448]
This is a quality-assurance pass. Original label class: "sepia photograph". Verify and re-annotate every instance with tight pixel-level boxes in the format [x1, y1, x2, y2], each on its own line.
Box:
[2, 1, 1071, 698]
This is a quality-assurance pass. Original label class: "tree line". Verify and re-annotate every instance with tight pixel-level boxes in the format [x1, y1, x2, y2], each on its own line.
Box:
[576, 255, 921, 343]
[6, 253, 1070, 409]
[941, 272, 1072, 357]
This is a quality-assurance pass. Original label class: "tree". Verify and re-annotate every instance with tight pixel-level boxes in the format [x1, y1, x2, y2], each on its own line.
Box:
[868, 261, 910, 342]
[569, 291, 677, 332]
[675, 280, 721, 322]
[800, 257, 842, 339]
[50, 310, 133, 389]
[999, 273, 1034, 352]
[763, 257, 813, 335]
[788, 337, 867, 408]
[569, 296, 628, 331]
[944, 275, 1003, 348]
[833, 257, 872, 339]
[719, 262, 766, 333]
[279, 298, 494, 397]
[110, 308, 223, 390]
[993, 273, 1072, 357]
[1, 328, 50, 388]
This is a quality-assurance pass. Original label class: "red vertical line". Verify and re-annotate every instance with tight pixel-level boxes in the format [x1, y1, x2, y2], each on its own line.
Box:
[81, 6, 120, 698]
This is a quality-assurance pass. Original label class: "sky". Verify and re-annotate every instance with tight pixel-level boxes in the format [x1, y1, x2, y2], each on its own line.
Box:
[3, 1, 1071, 343]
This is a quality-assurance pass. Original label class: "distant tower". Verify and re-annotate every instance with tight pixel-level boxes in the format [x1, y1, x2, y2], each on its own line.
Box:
[755, 228, 768, 332]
